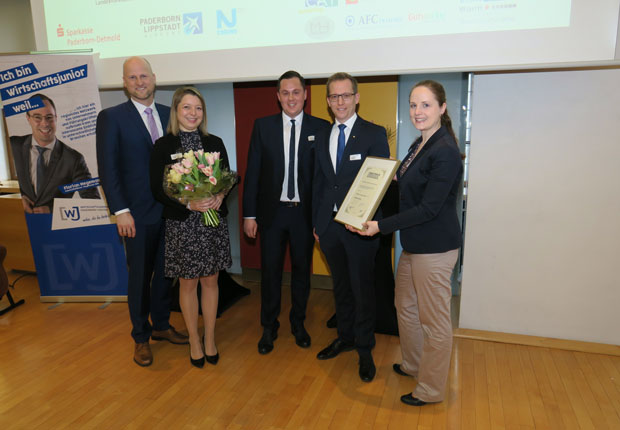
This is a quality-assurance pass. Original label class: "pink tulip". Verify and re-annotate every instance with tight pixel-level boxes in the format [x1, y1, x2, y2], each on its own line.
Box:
[206, 154, 215, 165]
[213, 152, 220, 160]
[209, 176, 217, 185]
[182, 158, 193, 168]
[198, 164, 205, 169]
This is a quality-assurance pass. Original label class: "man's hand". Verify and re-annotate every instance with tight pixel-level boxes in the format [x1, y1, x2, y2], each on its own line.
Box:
[116, 212, 136, 238]
[244, 219, 258, 239]
[32, 206, 51, 214]
[21, 196, 34, 213]
[313, 227, 319, 242]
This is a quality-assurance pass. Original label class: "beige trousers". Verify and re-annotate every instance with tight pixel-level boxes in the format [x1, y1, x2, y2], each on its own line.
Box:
[395, 249, 459, 402]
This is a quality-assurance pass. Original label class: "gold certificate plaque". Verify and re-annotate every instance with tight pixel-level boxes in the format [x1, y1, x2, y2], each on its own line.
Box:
[335, 156, 400, 230]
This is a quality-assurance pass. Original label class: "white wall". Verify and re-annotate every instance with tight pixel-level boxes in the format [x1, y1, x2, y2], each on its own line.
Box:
[459, 69, 620, 345]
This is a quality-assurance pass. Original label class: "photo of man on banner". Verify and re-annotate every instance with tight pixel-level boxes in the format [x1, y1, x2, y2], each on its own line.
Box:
[10, 93, 100, 213]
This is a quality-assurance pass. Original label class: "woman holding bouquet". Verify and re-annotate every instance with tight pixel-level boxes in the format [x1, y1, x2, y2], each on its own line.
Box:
[150, 86, 232, 368]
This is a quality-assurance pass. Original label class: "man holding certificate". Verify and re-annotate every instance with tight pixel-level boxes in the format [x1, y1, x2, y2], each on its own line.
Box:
[312, 72, 389, 382]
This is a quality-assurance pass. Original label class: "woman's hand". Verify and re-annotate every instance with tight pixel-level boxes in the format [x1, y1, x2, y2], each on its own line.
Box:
[189, 194, 224, 212]
[345, 220, 380, 236]
[204, 194, 224, 210]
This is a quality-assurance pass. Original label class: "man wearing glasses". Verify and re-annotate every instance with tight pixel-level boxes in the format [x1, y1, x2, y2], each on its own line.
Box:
[10, 93, 99, 213]
[313, 72, 389, 382]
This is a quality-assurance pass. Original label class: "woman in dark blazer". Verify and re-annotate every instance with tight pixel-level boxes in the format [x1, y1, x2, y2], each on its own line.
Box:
[150, 86, 232, 368]
[352, 80, 463, 405]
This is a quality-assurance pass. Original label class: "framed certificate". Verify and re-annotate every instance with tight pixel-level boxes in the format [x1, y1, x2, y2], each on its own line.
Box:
[334, 156, 400, 230]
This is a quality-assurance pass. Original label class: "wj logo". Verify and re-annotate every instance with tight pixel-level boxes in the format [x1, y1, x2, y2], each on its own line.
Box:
[183, 12, 203, 35]
[60, 206, 80, 221]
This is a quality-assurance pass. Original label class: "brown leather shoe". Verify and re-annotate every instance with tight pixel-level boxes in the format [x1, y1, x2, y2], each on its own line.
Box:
[134, 342, 153, 367]
[151, 327, 189, 345]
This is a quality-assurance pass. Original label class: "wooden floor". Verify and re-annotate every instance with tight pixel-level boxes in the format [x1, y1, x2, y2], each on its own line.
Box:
[1, 274, 620, 429]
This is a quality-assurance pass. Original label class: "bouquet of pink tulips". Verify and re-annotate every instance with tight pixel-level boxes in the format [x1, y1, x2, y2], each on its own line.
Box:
[164, 149, 237, 227]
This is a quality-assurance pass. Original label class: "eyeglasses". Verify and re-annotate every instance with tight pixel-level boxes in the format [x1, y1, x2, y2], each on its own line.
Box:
[328, 93, 355, 103]
[28, 114, 56, 123]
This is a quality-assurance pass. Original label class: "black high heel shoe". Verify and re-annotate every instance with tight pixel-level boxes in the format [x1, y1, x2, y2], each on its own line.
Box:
[203, 337, 219, 365]
[205, 352, 219, 365]
[190, 343, 205, 368]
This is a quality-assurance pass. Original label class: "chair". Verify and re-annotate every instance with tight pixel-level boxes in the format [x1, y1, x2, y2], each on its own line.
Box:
[0, 245, 26, 316]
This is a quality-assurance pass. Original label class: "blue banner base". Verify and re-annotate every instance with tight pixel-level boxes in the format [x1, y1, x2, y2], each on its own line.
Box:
[25, 214, 128, 298]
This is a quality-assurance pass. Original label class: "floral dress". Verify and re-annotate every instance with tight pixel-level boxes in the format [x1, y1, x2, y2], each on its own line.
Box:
[164, 130, 232, 279]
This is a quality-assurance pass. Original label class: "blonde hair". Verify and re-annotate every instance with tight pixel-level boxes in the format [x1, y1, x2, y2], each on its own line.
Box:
[167, 86, 208, 136]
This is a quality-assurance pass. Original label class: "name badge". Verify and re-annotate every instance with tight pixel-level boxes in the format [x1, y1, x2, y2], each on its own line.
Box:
[171, 153, 183, 160]
[350, 154, 362, 161]
[308, 135, 315, 141]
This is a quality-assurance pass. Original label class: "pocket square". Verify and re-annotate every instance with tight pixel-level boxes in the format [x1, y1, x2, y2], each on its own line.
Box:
[350, 154, 362, 161]
[308, 135, 315, 141]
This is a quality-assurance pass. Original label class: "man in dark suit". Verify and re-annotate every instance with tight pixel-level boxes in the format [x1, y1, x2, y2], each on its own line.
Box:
[243, 71, 330, 354]
[96, 56, 187, 367]
[313, 72, 390, 382]
[10, 93, 99, 213]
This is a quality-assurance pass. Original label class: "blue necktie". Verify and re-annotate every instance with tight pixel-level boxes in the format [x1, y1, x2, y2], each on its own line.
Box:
[36, 146, 48, 196]
[336, 124, 346, 173]
[287, 119, 296, 200]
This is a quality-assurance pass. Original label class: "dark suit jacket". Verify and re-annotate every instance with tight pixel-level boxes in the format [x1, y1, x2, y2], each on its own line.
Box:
[313, 115, 390, 236]
[10, 135, 99, 210]
[243, 113, 330, 228]
[379, 126, 463, 254]
[96, 100, 170, 224]
[149, 132, 230, 221]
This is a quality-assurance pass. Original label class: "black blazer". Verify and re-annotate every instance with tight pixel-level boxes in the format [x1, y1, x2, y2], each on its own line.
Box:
[96, 100, 171, 224]
[242, 113, 330, 228]
[313, 115, 390, 236]
[10, 134, 100, 210]
[379, 126, 463, 254]
[149, 132, 230, 221]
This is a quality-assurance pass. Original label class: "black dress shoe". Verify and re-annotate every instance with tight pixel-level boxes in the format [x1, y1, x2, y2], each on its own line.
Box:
[393, 363, 412, 377]
[400, 393, 427, 406]
[292, 327, 311, 348]
[359, 355, 376, 382]
[316, 339, 354, 360]
[205, 352, 219, 365]
[258, 328, 278, 355]
[326, 313, 337, 328]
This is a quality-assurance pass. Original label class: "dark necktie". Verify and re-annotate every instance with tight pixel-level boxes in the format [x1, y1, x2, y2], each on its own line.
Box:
[287, 119, 296, 200]
[399, 140, 422, 177]
[36, 146, 48, 196]
[144, 107, 159, 143]
[336, 124, 346, 173]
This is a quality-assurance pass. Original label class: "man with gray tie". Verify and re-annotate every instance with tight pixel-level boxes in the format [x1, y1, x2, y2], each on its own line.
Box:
[96, 56, 187, 367]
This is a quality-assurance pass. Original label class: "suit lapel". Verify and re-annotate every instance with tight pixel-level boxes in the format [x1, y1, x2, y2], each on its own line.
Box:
[272, 115, 285, 183]
[318, 125, 336, 180]
[298, 118, 311, 160]
[155, 103, 170, 131]
[39, 140, 63, 200]
[124, 101, 153, 147]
